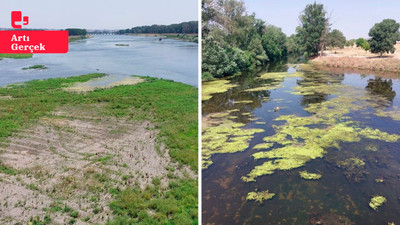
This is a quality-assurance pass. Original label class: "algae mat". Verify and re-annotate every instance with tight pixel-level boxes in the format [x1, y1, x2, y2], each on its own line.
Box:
[202, 67, 400, 225]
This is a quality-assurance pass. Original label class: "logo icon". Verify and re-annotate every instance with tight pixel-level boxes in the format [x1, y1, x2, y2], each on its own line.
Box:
[11, 11, 29, 29]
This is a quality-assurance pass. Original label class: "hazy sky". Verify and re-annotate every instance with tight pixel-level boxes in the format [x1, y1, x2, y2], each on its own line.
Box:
[245, 0, 400, 39]
[0, 0, 198, 30]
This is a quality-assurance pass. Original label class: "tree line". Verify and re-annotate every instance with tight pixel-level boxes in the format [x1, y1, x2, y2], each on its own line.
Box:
[118, 21, 198, 34]
[66, 28, 87, 36]
[202, 0, 400, 81]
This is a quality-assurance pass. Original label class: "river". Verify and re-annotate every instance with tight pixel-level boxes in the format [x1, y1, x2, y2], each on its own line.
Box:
[202, 64, 400, 225]
[0, 35, 198, 86]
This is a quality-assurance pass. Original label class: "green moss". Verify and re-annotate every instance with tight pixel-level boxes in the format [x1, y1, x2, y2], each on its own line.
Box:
[299, 170, 322, 180]
[369, 195, 386, 211]
[202, 79, 238, 101]
[246, 190, 275, 202]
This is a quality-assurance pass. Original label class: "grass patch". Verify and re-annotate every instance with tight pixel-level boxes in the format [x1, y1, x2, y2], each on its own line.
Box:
[0, 53, 32, 60]
[22, 65, 48, 70]
[108, 178, 197, 225]
[115, 44, 129, 46]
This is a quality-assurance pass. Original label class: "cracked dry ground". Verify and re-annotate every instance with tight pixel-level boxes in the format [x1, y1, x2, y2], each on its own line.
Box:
[0, 106, 195, 224]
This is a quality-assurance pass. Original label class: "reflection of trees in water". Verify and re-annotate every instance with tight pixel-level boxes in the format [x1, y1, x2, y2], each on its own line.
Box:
[366, 78, 396, 103]
[296, 73, 345, 106]
[202, 63, 289, 124]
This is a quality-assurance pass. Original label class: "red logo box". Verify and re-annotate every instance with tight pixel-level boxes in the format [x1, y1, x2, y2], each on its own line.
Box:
[0, 30, 69, 54]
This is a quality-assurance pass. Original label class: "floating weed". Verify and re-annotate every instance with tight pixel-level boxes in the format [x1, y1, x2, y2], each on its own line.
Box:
[369, 195, 386, 211]
[375, 108, 400, 121]
[299, 170, 322, 180]
[246, 190, 275, 202]
[202, 79, 238, 101]
[202, 111, 264, 169]
[234, 100, 253, 104]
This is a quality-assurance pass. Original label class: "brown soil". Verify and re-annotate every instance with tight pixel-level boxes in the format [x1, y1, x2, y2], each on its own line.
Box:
[311, 44, 400, 75]
[0, 105, 194, 224]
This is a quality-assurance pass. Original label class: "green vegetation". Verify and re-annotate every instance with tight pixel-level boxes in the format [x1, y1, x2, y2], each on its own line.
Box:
[118, 21, 198, 34]
[326, 29, 346, 53]
[0, 53, 32, 60]
[108, 178, 197, 224]
[299, 171, 322, 180]
[0, 74, 198, 224]
[66, 28, 87, 36]
[202, 0, 288, 79]
[22, 65, 48, 70]
[240, 72, 400, 182]
[368, 19, 400, 56]
[246, 190, 275, 202]
[369, 195, 386, 210]
[165, 34, 198, 43]
[345, 39, 356, 47]
[115, 44, 130, 46]
[297, 2, 330, 57]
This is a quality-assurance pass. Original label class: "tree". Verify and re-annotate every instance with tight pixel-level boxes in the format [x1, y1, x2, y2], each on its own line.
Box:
[356, 38, 366, 47]
[345, 39, 355, 47]
[297, 2, 330, 57]
[262, 25, 287, 60]
[368, 19, 400, 56]
[325, 29, 346, 53]
[66, 28, 87, 36]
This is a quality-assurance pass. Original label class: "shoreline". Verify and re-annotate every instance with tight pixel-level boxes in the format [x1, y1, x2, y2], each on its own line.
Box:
[125, 33, 198, 43]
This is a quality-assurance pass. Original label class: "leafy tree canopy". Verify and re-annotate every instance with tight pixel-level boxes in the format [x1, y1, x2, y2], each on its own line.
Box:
[368, 19, 400, 56]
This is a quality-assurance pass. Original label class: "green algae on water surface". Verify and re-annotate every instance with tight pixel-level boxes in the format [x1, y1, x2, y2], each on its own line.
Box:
[202, 112, 264, 169]
[242, 114, 400, 182]
[375, 108, 400, 121]
[202, 79, 238, 101]
[369, 195, 386, 211]
[299, 170, 322, 180]
[246, 190, 275, 202]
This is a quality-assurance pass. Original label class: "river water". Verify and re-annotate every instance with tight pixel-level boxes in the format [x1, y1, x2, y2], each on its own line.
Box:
[202, 64, 400, 225]
[0, 35, 198, 86]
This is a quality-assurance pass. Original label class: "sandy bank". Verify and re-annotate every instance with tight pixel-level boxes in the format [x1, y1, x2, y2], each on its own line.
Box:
[311, 44, 400, 75]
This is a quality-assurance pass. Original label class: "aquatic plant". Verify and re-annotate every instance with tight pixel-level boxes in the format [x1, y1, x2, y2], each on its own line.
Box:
[246, 190, 275, 202]
[369, 195, 386, 211]
[202, 79, 238, 101]
[299, 170, 322, 180]
[22, 65, 48, 70]
[202, 112, 264, 169]
[336, 157, 368, 183]
[375, 108, 400, 121]
[242, 89, 400, 182]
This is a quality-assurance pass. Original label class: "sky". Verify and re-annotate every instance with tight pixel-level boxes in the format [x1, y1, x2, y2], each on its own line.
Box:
[245, 0, 400, 39]
[0, 0, 198, 30]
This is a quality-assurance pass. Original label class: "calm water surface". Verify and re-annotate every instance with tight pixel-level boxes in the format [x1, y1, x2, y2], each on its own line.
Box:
[0, 35, 198, 86]
[202, 65, 400, 225]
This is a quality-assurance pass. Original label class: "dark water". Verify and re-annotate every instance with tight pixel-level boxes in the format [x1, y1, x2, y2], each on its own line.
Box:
[202, 64, 400, 225]
[0, 35, 198, 86]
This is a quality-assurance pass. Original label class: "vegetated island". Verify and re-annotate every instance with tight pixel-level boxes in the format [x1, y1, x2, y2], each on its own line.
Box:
[118, 21, 198, 43]
[0, 74, 198, 224]
[67, 28, 91, 42]
[202, 0, 400, 81]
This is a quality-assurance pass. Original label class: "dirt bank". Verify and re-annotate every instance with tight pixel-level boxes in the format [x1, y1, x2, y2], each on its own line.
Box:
[311, 44, 400, 75]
